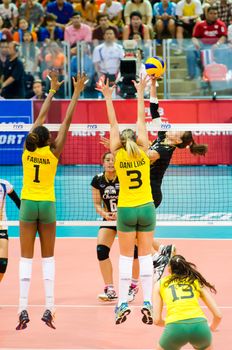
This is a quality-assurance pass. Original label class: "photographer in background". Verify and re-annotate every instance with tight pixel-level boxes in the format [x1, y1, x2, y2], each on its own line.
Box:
[0, 41, 25, 99]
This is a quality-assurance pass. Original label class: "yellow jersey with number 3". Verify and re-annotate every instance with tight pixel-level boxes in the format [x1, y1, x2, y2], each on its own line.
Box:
[21, 146, 58, 201]
[114, 147, 153, 207]
[159, 276, 207, 324]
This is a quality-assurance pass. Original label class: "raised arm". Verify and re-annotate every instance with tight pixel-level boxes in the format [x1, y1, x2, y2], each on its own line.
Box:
[133, 76, 150, 150]
[96, 79, 121, 154]
[52, 73, 87, 158]
[150, 76, 161, 128]
[32, 71, 64, 130]
[200, 287, 222, 332]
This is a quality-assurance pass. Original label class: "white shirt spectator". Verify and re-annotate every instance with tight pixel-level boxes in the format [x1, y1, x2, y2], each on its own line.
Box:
[99, 1, 123, 20]
[93, 42, 124, 75]
[176, 0, 203, 18]
[0, 3, 18, 20]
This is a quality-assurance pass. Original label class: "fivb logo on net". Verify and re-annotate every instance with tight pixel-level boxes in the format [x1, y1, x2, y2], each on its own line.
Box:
[0, 121, 25, 129]
[145, 106, 171, 130]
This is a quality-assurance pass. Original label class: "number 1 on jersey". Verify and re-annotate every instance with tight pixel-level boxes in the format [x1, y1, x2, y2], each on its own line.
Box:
[33, 164, 40, 183]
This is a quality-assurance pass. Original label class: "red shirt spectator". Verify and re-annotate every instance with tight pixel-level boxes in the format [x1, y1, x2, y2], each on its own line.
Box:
[193, 14, 227, 45]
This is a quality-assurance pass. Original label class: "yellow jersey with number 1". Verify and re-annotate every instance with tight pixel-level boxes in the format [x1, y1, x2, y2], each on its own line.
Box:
[21, 146, 58, 201]
[114, 147, 153, 207]
[159, 276, 207, 324]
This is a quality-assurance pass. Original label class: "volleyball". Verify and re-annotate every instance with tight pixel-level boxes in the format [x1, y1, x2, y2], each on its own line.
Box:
[145, 56, 166, 77]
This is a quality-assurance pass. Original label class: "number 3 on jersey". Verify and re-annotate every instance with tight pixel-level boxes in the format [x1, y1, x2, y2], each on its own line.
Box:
[127, 170, 142, 189]
[33, 164, 40, 183]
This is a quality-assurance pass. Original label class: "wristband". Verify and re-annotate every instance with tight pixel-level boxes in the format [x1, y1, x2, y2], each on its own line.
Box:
[150, 97, 158, 104]
[49, 89, 56, 94]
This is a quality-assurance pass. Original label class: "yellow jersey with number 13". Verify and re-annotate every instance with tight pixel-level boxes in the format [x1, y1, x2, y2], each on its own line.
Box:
[114, 147, 153, 207]
[159, 276, 207, 324]
[21, 146, 58, 201]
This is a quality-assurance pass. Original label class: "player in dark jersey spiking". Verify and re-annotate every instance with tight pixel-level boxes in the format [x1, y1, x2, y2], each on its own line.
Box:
[147, 76, 208, 280]
[149, 75, 208, 210]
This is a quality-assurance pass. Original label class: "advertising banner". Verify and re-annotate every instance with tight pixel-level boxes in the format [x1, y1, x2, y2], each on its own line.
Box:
[43, 100, 231, 165]
[0, 101, 33, 165]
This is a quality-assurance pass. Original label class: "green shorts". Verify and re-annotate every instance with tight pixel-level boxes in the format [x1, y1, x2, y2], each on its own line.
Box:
[117, 202, 156, 232]
[159, 318, 212, 350]
[20, 200, 56, 224]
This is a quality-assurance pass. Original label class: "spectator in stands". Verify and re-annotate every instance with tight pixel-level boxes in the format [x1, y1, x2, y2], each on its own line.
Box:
[202, 0, 232, 25]
[124, 0, 153, 28]
[0, 41, 9, 78]
[0, 0, 18, 30]
[153, 0, 176, 45]
[185, 6, 227, 80]
[99, 0, 123, 28]
[0, 41, 25, 98]
[42, 41, 65, 97]
[64, 11, 92, 50]
[73, 0, 98, 27]
[20, 31, 40, 77]
[214, 0, 232, 26]
[92, 13, 119, 46]
[92, 27, 124, 84]
[0, 15, 13, 41]
[123, 11, 151, 40]
[31, 79, 47, 99]
[175, 0, 203, 54]
[201, 0, 215, 19]
[47, 0, 74, 30]
[37, 14, 64, 42]
[13, 18, 37, 42]
[19, 0, 45, 32]
[44, 41, 65, 73]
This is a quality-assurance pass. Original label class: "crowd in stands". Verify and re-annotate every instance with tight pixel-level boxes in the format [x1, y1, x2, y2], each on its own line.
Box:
[0, 0, 231, 98]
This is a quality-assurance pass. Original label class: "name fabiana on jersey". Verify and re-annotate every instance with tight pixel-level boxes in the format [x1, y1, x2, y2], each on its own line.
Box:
[27, 155, 50, 164]
[119, 158, 145, 168]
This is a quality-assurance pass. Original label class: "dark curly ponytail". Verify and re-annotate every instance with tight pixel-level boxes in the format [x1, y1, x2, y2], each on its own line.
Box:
[165, 255, 216, 293]
[25, 126, 50, 152]
[25, 132, 39, 151]
[177, 131, 208, 156]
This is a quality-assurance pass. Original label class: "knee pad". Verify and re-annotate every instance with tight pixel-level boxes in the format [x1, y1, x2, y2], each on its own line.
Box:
[97, 245, 110, 261]
[0, 258, 8, 273]
[0, 230, 8, 240]
[134, 245, 138, 259]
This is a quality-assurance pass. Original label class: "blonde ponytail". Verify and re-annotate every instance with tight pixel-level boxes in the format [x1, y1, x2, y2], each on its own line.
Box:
[125, 138, 141, 159]
[120, 128, 141, 159]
